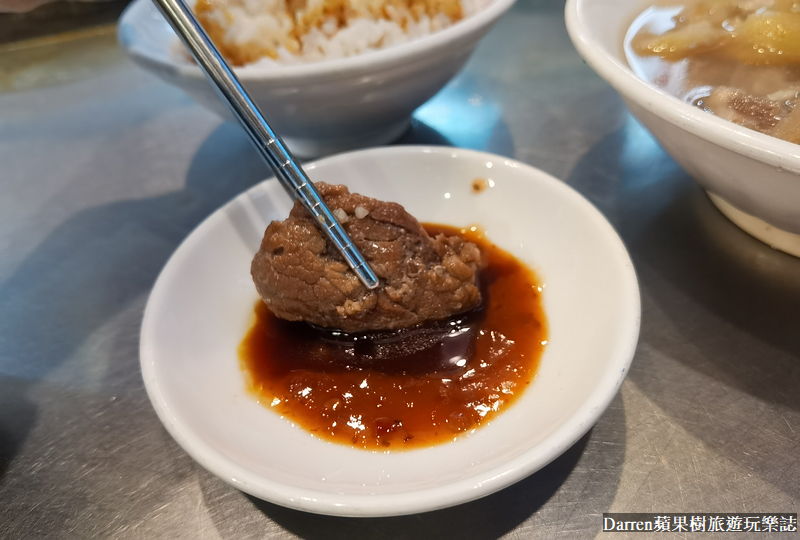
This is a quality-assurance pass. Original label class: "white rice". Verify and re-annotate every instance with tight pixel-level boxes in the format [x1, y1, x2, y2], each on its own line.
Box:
[187, 0, 492, 67]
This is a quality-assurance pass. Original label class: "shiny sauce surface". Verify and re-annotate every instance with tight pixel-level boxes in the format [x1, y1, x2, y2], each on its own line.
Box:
[239, 225, 547, 451]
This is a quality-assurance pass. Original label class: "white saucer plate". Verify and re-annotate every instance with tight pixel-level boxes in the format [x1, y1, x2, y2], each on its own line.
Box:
[140, 146, 640, 517]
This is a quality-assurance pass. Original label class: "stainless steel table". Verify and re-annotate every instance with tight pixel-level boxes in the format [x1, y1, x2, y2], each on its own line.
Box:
[1, 1, 798, 538]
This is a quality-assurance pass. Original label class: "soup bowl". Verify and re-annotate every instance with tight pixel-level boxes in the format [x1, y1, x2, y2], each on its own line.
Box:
[118, 0, 514, 158]
[566, 0, 800, 256]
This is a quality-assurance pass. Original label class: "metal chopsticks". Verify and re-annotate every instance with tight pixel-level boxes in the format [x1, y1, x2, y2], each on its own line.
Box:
[153, 0, 380, 290]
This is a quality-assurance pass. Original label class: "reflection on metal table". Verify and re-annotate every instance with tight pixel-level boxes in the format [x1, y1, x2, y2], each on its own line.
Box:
[0, 0, 798, 537]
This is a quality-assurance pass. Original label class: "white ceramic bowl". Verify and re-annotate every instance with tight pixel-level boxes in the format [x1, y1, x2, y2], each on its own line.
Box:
[566, 0, 800, 256]
[139, 146, 640, 516]
[118, 0, 513, 158]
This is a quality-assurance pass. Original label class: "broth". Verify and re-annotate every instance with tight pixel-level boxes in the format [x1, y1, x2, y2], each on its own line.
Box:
[626, 0, 800, 143]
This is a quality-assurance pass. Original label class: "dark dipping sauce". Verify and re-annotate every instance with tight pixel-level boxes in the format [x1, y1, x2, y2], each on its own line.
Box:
[239, 224, 547, 451]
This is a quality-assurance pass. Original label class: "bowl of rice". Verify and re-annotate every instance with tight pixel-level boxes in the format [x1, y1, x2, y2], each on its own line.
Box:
[118, 0, 511, 157]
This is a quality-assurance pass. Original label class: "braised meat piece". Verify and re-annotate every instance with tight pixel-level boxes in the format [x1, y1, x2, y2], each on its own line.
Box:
[251, 183, 482, 332]
[701, 86, 784, 133]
